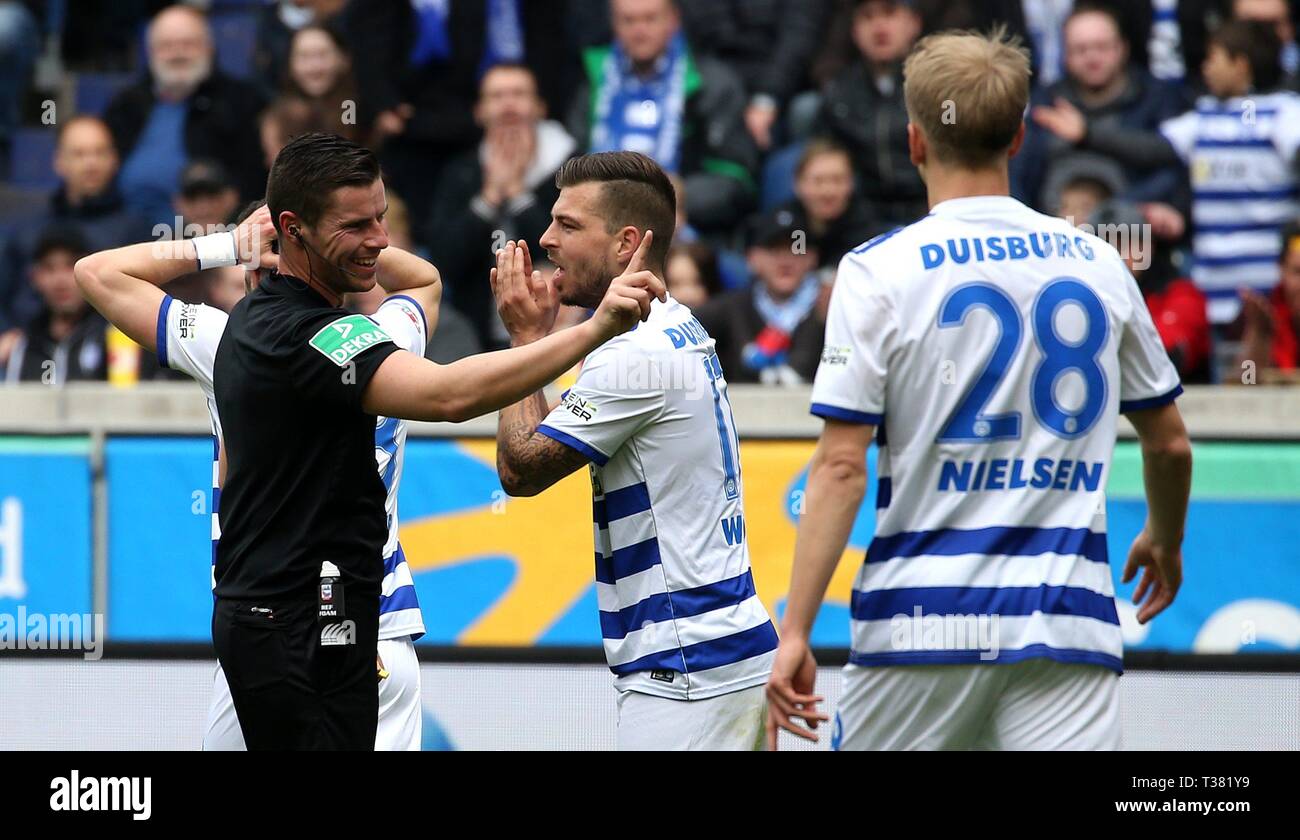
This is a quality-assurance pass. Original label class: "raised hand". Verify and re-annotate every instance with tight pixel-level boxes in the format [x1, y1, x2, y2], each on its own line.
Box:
[491, 240, 558, 345]
[1032, 97, 1087, 145]
[234, 203, 277, 273]
[590, 230, 667, 341]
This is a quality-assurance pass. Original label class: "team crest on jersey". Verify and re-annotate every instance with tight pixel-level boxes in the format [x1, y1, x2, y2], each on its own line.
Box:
[308, 315, 392, 367]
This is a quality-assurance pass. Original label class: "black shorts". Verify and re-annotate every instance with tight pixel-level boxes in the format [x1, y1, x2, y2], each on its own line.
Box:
[212, 584, 380, 750]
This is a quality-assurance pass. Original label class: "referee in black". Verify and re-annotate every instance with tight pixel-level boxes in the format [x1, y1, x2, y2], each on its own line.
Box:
[212, 133, 665, 749]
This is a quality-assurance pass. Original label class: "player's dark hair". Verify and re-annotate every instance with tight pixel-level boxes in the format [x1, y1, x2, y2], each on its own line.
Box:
[265, 132, 379, 236]
[554, 151, 676, 272]
[1211, 19, 1282, 91]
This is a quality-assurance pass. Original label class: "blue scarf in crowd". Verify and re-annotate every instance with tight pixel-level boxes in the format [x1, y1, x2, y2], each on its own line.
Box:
[743, 274, 820, 373]
[589, 31, 688, 173]
[409, 0, 524, 73]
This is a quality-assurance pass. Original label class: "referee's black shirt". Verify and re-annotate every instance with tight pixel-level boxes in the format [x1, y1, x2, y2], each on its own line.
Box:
[213, 270, 401, 601]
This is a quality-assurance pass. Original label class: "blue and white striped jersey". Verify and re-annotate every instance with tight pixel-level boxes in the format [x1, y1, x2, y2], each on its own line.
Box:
[538, 294, 777, 700]
[1160, 92, 1300, 323]
[811, 196, 1182, 674]
[158, 293, 428, 640]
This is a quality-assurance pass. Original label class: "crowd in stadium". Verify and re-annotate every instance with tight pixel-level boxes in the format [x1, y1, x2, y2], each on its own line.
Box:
[0, 0, 1298, 387]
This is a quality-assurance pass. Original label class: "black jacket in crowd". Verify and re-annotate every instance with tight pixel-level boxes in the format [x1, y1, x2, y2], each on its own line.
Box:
[4, 308, 107, 384]
[815, 62, 928, 234]
[103, 70, 269, 203]
[679, 0, 832, 107]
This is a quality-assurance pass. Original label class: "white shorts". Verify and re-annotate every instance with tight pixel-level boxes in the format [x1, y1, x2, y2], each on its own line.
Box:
[616, 685, 766, 751]
[375, 637, 423, 751]
[834, 658, 1120, 751]
[202, 637, 423, 751]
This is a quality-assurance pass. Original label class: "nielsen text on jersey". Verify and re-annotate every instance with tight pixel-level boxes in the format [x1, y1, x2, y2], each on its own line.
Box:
[937, 457, 1104, 493]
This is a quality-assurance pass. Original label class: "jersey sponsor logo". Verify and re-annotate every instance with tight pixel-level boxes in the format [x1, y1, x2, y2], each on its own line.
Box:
[178, 303, 199, 339]
[650, 669, 676, 683]
[320, 620, 356, 646]
[308, 315, 393, 367]
[821, 344, 852, 366]
[561, 390, 598, 421]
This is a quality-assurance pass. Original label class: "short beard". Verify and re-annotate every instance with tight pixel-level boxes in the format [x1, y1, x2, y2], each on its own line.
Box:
[559, 255, 619, 310]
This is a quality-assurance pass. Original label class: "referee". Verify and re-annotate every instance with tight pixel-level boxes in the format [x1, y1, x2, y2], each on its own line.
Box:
[213, 133, 664, 749]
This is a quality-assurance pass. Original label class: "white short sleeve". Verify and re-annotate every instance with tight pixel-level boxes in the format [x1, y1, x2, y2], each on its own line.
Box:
[809, 252, 895, 425]
[157, 295, 228, 394]
[370, 294, 429, 355]
[1117, 272, 1183, 413]
[536, 346, 665, 466]
[1158, 109, 1199, 163]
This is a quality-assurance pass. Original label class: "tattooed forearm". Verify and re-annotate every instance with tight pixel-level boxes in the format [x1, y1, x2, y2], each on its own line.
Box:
[496, 390, 590, 496]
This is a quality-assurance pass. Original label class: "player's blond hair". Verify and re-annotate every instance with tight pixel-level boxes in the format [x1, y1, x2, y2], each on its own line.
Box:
[902, 26, 1031, 169]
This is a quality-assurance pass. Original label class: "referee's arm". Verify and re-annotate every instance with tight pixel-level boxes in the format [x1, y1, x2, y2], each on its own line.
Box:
[361, 269, 663, 422]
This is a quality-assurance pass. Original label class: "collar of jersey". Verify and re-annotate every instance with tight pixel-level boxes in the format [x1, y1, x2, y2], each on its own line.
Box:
[929, 194, 1023, 217]
[261, 270, 334, 307]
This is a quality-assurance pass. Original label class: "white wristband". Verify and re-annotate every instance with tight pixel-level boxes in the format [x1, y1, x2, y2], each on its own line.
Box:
[193, 231, 238, 270]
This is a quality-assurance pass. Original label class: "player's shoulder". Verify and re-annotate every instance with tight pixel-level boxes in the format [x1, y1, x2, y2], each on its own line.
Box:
[835, 214, 939, 291]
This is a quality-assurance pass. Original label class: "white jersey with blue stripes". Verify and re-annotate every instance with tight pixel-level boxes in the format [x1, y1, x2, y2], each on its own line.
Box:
[811, 195, 1182, 674]
[1160, 91, 1300, 323]
[158, 293, 428, 641]
[537, 294, 777, 700]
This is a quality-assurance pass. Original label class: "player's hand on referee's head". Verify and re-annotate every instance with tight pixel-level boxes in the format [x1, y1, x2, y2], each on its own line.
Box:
[492, 240, 558, 345]
[592, 230, 666, 340]
[234, 203, 278, 273]
[765, 636, 828, 750]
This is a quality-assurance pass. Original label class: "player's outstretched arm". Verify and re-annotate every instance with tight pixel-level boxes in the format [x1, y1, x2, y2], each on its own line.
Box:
[1122, 401, 1192, 624]
[766, 418, 871, 750]
[361, 259, 665, 423]
[74, 206, 275, 352]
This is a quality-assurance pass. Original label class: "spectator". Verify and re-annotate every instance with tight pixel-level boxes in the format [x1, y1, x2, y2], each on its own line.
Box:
[1034, 19, 1300, 324]
[1051, 165, 1124, 223]
[427, 63, 576, 347]
[696, 207, 825, 385]
[151, 159, 244, 310]
[813, 0, 927, 235]
[780, 139, 876, 266]
[259, 96, 327, 169]
[254, 0, 350, 96]
[0, 0, 38, 173]
[283, 23, 363, 142]
[350, 0, 578, 231]
[1093, 200, 1212, 382]
[678, 0, 832, 150]
[1235, 0, 1300, 87]
[105, 5, 269, 228]
[568, 0, 759, 233]
[1239, 219, 1300, 377]
[665, 241, 723, 309]
[1, 116, 149, 336]
[3, 230, 106, 385]
[1018, 5, 1189, 212]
